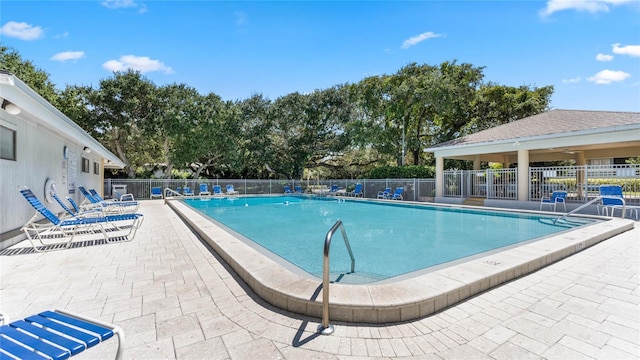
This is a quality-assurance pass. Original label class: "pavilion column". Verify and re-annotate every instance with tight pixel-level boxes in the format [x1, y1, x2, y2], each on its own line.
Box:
[517, 149, 529, 201]
[473, 155, 481, 170]
[435, 156, 444, 198]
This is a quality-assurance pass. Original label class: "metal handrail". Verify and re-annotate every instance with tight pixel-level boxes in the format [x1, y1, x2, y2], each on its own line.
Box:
[553, 196, 616, 223]
[319, 220, 355, 335]
[164, 188, 183, 198]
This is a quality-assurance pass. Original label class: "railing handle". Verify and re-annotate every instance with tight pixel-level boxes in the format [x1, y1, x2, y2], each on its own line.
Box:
[554, 196, 605, 223]
[319, 220, 355, 335]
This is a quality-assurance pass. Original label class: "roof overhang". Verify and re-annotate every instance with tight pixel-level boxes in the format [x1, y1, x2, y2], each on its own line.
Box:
[425, 123, 640, 162]
[0, 72, 125, 169]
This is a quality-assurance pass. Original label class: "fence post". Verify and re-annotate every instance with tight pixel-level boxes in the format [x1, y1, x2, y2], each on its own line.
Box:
[583, 164, 589, 203]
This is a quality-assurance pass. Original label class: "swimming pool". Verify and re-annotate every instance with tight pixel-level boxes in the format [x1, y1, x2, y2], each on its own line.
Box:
[168, 196, 634, 323]
[184, 196, 593, 283]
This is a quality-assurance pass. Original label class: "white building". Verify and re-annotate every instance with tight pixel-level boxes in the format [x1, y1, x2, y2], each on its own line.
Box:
[0, 71, 124, 249]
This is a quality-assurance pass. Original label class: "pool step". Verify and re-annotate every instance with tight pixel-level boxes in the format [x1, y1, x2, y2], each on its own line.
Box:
[463, 197, 485, 207]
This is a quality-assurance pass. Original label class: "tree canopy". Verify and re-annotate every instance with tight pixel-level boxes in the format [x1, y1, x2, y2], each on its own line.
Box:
[0, 46, 554, 179]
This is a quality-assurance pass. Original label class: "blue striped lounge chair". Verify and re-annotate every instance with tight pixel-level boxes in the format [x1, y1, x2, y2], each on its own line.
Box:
[52, 192, 102, 218]
[19, 186, 144, 252]
[0, 309, 124, 359]
[78, 186, 139, 214]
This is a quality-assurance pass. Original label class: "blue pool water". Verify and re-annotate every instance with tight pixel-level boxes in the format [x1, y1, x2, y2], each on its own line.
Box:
[184, 196, 593, 282]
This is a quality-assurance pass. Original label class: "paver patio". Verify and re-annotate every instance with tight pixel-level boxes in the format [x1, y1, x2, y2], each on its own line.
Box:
[1, 201, 638, 359]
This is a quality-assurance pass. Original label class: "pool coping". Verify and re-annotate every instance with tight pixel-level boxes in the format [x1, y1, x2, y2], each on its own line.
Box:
[166, 198, 635, 324]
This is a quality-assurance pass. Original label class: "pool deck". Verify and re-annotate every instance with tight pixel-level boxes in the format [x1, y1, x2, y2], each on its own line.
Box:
[1, 200, 638, 359]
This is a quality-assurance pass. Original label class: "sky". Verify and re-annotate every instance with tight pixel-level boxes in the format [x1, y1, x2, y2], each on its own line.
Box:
[1, 0, 639, 112]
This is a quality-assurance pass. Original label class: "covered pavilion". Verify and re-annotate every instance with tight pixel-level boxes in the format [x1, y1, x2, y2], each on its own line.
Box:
[424, 109, 640, 201]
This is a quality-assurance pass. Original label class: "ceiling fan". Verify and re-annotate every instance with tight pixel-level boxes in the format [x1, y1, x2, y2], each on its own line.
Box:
[563, 148, 578, 154]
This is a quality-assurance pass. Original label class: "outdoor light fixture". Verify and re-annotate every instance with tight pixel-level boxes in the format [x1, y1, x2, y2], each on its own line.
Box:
[83, 146, 91, 153]
[1, 99, 21, 115]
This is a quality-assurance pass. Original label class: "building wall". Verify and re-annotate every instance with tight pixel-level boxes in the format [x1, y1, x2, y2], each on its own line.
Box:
[0, 112, 105, 248]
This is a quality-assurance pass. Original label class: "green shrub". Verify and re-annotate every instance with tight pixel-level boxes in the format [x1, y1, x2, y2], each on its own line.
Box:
[368, 165, 435, 179]
[547, 178, 640, 191]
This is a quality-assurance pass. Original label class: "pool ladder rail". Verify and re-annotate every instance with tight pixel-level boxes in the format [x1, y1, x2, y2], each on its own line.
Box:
[553, 195, 622, 224]
[319, 220, 355, 335]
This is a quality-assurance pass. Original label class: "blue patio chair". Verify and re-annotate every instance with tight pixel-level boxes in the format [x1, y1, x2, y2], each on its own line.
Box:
[212, 185, 223, 196]
[150, 186, 163, 199]
[377, 187, 391, 199]
[19, 186, 144, 252]
[329, 184, 339, 195]
[294, 186, 303, 193]
[226, 184, 239, 195]
[600, 185, 638, 219]
[390, 187, 404, 200]
[349, 183, 364, 197]
[182, 187, 194, 196]
[284, 185, 291, 193]
[199, 183, 211, 196]
[539, 190, 567, 212]
[0, 308, 124, 360]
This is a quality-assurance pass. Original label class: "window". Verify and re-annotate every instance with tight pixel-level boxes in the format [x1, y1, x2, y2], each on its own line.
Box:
[93, 161, 100, 175]
[82, 157, 90, 173]
[0, 125, 16, 161]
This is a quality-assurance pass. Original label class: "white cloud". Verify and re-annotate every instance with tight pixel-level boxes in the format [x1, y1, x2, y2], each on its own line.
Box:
[0, 21, 43, 40]
[540, 0, 635, 16]
[612, 43, 640, 57]
[401, 31, 442, 49]
[51, 51, 85, 62]
[103, 55, 174, 74]
[587, 69, 630, 84]
[562, 77, 581, 83]
[102, 0, 137, 9]
[596, 53, 614, 61]
[102, 0, 147, 13]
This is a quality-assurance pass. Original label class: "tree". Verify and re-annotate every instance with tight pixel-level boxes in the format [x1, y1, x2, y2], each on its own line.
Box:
[0, 45, 59, 106]
[268, 86, 353, 179]
[235, 94, 275, 178]
[351, 61, 486, 166]
[464, 84, 554, 135]
[164, 89, 234, 178]
[82, 70, 161, 177]
[348, 76, 398, 166]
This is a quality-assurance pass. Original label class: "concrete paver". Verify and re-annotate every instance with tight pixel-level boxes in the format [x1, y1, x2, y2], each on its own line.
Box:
[1, 201, 638, 359]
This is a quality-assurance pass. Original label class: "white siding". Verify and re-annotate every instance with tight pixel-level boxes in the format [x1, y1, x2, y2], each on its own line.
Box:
[0, 113, 104, 238]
